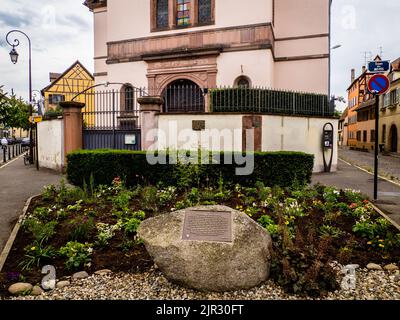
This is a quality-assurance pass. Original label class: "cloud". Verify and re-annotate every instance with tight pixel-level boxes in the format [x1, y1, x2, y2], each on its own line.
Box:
[0, 0, 94, 100]
[0, 12, 30, 28]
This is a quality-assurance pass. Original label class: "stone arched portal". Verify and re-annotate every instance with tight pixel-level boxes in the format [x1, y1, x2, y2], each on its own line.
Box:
[162, 79, 205, 112]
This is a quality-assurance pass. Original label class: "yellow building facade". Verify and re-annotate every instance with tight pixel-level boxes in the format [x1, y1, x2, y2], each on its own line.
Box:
[41, 61, 95, 124]
[380, 58, 400, 153]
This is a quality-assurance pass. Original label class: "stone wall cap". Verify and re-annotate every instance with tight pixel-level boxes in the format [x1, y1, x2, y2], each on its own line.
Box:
[137, 96, 164, 105]
[59, 101, 86, 109]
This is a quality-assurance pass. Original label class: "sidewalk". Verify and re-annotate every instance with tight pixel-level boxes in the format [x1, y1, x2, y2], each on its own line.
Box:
[313, 159, 400, 227]
[0, 156, 62, 252]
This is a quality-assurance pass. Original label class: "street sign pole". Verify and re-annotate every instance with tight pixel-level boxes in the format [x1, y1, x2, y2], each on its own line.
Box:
[374, 94, 379, 200]
[367, 73, 390, 201]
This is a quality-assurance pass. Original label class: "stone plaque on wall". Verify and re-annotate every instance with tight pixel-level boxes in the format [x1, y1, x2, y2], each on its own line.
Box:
[192, 120, 206, 131]
[182, 210, 233, 243]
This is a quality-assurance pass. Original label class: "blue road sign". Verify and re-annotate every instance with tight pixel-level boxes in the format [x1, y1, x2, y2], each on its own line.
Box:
[368, 60, 390, 73]
[367, 74, 390, 95]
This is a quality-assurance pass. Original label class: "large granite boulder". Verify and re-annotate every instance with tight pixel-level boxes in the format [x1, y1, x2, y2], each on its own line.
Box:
[138, 205, 272, 292]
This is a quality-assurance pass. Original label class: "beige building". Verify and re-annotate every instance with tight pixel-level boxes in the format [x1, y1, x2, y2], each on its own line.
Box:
[380, 58, 400, 153]
[85, 0, 330, 96]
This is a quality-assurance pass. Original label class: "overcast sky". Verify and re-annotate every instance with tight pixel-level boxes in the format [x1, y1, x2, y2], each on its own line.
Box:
[0, 0, 399, 111]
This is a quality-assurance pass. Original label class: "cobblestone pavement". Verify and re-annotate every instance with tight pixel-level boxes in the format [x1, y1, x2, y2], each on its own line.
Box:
[339, 147, 400, 183]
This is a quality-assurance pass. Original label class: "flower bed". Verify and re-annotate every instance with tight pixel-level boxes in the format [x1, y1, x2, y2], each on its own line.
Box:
[1, 177, 399, 298]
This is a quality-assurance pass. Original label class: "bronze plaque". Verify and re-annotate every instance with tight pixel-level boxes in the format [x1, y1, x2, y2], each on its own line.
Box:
[192, 120, 206, 131]
[182, 210, 233, 243]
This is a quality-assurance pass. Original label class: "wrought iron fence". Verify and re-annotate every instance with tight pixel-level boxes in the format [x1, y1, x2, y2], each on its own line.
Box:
[209, 87, 332, 117]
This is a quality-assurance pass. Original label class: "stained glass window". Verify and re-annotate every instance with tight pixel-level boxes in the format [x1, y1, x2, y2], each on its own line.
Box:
[157, 0, 169, 28]
[198, 0, 212, 24]
[176, 0, 191, 27]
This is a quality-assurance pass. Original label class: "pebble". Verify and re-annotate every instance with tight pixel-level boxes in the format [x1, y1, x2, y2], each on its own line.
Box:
[8, 264, 400, 301]
[384, 264, 399, 272]
[94, 269, 112, 276]
[31, 286, 44, 296]
[367, 263, 382, 271]
[56, 281, 71, 289]
[72, 271, 89, 280]
[8, 283, 33, 295]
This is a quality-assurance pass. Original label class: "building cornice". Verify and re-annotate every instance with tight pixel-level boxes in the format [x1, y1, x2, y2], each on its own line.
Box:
[84, 0, 107, 11]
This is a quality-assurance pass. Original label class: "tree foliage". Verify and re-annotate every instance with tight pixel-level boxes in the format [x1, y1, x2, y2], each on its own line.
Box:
[0, 89, 30, 131]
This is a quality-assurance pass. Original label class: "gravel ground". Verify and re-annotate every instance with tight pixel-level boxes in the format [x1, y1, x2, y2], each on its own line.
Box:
[6, 265, 400, 301]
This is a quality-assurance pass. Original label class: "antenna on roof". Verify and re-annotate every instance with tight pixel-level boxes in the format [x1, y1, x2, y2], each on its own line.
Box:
[361, 51, 372, 66]
[378, 46, 384, 58]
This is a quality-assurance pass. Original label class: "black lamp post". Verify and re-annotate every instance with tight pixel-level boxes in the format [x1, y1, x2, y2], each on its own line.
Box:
[5, 30, 34, 164]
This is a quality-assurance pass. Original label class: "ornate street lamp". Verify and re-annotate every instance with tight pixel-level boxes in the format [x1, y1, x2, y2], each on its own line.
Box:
[5, 30, 34, 164]
[9, 48, 19, 64]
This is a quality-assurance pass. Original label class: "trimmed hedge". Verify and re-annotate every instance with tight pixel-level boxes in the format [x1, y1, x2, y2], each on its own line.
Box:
[67, 150, 314, 189]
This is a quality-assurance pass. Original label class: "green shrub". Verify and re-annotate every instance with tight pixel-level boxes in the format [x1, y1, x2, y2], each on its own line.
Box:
[67, 150, 314, 189]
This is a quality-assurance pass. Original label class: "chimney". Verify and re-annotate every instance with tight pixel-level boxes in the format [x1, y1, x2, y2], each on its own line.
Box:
[351, 69, 355, 82]
[49, 73, 61, 83]
[362, 66, 366, 74]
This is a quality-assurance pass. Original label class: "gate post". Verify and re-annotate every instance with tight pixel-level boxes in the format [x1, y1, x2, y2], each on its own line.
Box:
[137, 96, 163, 151]
[60, 101, 85, 168]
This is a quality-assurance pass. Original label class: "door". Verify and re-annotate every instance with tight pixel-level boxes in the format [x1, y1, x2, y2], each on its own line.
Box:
[390, 125, 398, 153]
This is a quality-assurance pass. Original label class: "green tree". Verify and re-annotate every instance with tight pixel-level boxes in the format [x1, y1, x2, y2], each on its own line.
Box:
[0, 91, 30, 131]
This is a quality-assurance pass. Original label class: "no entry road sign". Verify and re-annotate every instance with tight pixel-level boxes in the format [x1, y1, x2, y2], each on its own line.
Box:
[367, 74, 390, 95]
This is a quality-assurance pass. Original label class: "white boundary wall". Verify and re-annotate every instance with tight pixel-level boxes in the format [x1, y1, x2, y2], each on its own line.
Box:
[37, 118, 64, 172]
[157, 114, 338, 173]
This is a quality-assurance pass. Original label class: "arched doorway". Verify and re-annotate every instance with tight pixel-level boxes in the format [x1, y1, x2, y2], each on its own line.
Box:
[389, 125, 398, 152]
[163, 79, 205, 112]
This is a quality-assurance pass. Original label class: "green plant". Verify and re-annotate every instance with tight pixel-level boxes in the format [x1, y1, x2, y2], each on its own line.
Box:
[23, 218, 58, 245]
[66, 200, 83, 212]
[187, 188, 201, 205]
[156, 186, 177, 207]
[323, 187, 340, 203]
[95, 222, 122, 247]
[112, 190, 133, 211]
[258, 215, 279, 236]
[122, 218, 141, 235]
[67, 150, 314, 190]
[271, 223, 338, 297]
[59, 241, 93, 270]
[122, 211, 146, 235]
[319, 225, 344, 239]
[19, 241, 57, 271]
[141, 186, 158, 211]
[32, 207, 53, 221]
[118, 238, 136, 252]
[41, 185, 57, 201]
[343, 189, 364, 204]
[69, 216, 95, 242]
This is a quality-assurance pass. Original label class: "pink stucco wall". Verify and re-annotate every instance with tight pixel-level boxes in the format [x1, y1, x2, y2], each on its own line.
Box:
[273, 0, 329, 38]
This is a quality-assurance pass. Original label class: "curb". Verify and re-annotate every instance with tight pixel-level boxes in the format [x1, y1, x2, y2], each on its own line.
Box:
[0, 154, 24, 170]
[339, 158, 400, 188]
[369, 202, 400, 232]
[0, 195, 39, 272]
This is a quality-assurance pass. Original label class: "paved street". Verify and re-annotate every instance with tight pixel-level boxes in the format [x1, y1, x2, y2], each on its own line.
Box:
[0, 156, 62, 253]
[339, 147, 400, 182]
[313, 159, 400, 228]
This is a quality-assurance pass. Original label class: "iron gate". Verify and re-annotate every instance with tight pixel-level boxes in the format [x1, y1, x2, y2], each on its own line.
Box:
[81, 88, 144, 151]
